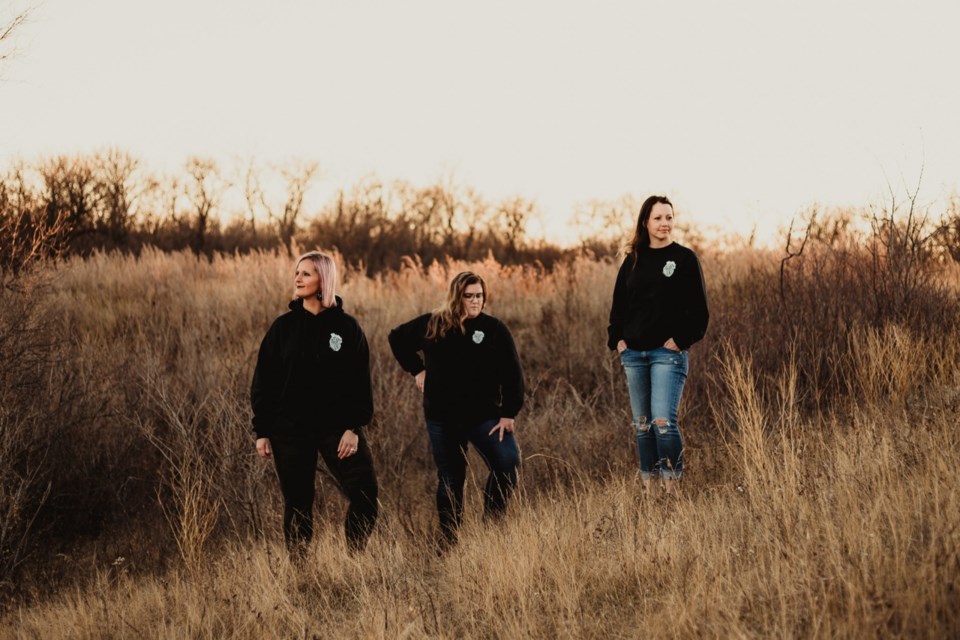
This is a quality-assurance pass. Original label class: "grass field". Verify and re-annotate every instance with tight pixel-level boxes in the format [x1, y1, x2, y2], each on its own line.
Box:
[1, 243, 958, 638]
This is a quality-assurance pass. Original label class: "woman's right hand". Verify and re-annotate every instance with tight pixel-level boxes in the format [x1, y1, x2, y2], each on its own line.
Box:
[256, 437, 272, 459]
[617, 340, 627, 353]
[415, 370, 426, 393]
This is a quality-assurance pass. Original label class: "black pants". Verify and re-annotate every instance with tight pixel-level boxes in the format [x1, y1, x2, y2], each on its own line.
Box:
[270, 432, 378, 552]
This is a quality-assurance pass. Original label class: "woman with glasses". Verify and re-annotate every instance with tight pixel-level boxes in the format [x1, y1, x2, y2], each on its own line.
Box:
[389, 271, 524, 549]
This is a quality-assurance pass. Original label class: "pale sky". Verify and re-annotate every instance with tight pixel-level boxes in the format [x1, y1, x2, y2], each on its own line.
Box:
[2, 0, 958, 244]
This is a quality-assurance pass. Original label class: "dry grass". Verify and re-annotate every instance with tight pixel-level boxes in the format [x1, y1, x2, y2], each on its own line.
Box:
[1, 248, 959, 638]
[7, 402, 958, 638]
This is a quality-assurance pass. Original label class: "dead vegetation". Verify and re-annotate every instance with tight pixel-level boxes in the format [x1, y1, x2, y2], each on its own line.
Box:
[1, 204, 959, 637]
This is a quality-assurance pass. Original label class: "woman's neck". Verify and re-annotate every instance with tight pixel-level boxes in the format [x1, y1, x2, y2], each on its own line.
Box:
[302, 297, 325, 315]
[648, 238, 672, 249]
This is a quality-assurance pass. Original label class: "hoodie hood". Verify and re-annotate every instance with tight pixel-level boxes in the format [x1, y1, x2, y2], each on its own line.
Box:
[289, 295, 345, 313]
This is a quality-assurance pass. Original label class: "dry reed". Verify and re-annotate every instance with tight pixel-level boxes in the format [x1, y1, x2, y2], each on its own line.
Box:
[1, 247, 958, 638]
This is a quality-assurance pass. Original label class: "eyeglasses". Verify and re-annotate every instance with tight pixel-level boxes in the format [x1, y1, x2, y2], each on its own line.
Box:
[462, 292, 484, 300]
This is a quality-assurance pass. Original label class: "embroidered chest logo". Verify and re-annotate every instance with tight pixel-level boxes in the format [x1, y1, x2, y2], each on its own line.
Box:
[329, 333, 343, 351]
[662, 261, 677, 277]
[472, 330, 485, 344]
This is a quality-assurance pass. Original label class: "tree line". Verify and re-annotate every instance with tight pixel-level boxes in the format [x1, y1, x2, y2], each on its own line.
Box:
[4, 150, 960, 277]
[0, 150, 595, 274]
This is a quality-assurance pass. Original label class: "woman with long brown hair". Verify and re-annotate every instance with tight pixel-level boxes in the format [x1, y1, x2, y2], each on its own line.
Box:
[389, 271, 524, 549]
[608, 196, 709, 495]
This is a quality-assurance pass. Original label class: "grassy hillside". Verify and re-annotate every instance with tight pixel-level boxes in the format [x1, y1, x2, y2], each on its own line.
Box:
[1, 242, 958, 637]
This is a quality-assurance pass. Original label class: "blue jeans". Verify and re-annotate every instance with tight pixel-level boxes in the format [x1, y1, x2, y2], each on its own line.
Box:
[620, 347, 689, 480]
[426, 418, 520, 544]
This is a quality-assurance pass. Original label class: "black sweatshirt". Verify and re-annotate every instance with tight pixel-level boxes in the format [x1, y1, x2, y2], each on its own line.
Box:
[251, 296, 373, 439]
[388, 312, 524, 426]
[607, 242, 709, 351]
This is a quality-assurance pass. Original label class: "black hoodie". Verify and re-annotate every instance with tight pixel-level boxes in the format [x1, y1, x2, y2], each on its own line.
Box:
[388, 312, 524, 427]
[251, 296, 373, 439]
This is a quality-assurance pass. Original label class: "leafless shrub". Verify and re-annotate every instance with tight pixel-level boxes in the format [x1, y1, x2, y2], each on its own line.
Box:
[139, 385, 222, 575]
[0, 276, 84, 590]
[866, 170, 941, 322]
[0, 171, 70, 276]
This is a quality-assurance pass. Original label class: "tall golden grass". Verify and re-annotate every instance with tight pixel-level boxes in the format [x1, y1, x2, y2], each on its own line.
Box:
[1, 246, 959, 638]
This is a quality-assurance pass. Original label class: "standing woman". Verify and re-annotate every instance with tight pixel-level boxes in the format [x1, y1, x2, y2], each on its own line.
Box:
[389, 271, 524, 548]
[608, 196, 709, 495]
[251, 251, 378, 554]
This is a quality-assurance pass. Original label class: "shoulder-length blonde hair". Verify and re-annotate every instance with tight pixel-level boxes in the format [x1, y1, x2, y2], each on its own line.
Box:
[426, 271, 487, 340]
[294, 251, 337, 308]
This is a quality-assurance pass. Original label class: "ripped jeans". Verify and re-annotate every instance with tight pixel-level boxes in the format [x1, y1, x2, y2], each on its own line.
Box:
[620, 347, 689, 480]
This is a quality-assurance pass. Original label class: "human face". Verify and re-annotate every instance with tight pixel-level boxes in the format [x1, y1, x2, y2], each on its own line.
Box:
[462, 283, 484, 318]
[646, 202, 674, 247]
[294, 260, 321, 299]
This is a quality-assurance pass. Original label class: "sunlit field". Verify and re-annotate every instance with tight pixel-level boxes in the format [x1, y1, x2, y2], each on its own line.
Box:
[1, 230, 959, 637]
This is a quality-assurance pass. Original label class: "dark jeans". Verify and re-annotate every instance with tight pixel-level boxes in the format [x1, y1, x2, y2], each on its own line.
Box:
[426, 417, 520, 545]
[270, 431, 378, 552]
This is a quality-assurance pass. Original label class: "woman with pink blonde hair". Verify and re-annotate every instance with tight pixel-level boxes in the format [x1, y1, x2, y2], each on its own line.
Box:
[251, 251, 378, 554]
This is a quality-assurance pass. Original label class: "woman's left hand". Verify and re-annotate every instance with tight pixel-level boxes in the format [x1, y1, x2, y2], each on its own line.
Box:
[664, 338, 681, 352]
[337, 429, 360, 459]
[488, 418, 515, 442]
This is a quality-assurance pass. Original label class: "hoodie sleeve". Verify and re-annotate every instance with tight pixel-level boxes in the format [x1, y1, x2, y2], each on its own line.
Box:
[251, 320, 281, 439]
[341, 319, 373, 435]
[673, 250, 710, 351]
[388, 314, 430, 375]
[495, 319, 525, 418]
[607, 257, 632, 350]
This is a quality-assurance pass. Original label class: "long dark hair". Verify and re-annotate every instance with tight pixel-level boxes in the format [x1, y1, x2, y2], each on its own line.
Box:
[626, 195, 673, 263]
[426, 271, 488, 340]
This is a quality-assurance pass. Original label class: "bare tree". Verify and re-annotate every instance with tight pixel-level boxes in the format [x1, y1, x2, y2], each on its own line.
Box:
[271, 160, 318, 253]
[934, 193, 960, 262]
[238, 157, 262, 238]
[779, 209, 815, 304]
[94, 149, 144, 245]
[0, 7, 30, 76]
[38, 155, 98, 243]
[240, 159, 318, 252]
[495, 196, 537, 259]
[398, 181, 447, 252]
[569, 194, 644, 258]
[1, 163, 69, 276]
[458, 187, 490, 258]
[0, 162, 35, 221]
[420, 177, 477, 254]
[184, 157, 224, 254]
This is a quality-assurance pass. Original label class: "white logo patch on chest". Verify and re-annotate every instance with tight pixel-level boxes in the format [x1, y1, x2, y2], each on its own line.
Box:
[329, 333, 343, 351]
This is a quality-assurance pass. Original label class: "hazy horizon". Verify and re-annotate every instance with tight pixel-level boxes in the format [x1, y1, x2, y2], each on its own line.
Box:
[2, 0, 959, 245]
